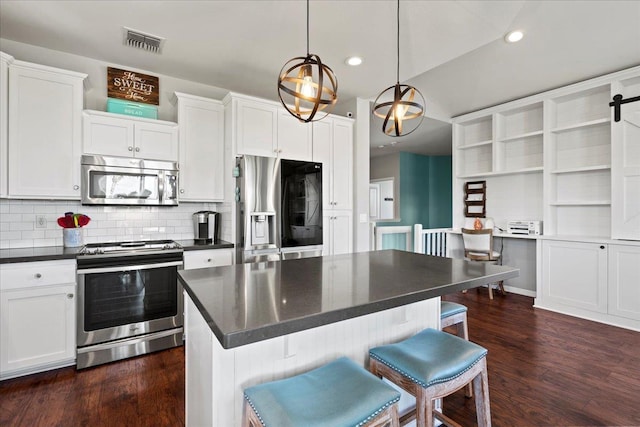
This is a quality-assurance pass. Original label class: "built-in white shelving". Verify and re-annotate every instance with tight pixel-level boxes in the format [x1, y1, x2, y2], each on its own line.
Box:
[453, 65, 640, 240]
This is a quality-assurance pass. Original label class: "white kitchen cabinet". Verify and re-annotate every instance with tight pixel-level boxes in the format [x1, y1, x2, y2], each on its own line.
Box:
[8, 60, 87, 199]
[323, 211, 353, 256]
[0, 52, 13, 198]
[607, 244, 640, 321]
[225, 93, 313, 160]
[277, 110, 312, 161]
[0, 259, 77, 380]
[83, 109, 178, 161]
[233, 96, 278, 157]
[313, 117, 353, 211]
[540, 240, 608, 313]
[175, 93, 225, 202]
[183, 248, 233, 270]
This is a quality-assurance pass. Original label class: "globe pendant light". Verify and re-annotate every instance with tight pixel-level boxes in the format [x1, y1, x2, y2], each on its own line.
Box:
[372, 0, 425, 136]
[278, 0, 338, 122]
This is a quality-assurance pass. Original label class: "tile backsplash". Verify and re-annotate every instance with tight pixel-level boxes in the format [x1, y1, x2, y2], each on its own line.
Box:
[0, 199, 232, 249]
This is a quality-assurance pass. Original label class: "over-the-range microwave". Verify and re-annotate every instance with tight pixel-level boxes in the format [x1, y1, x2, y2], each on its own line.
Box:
[81, 154, 179, 206]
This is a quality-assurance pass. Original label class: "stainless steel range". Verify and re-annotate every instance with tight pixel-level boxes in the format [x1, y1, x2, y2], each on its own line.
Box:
[76, 240, 184, 369]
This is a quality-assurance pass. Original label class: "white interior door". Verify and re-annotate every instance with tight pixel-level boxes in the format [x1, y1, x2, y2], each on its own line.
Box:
[612, 97, 640, 240]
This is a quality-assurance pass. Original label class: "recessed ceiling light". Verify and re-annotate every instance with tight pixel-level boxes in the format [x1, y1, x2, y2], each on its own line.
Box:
[504, 30, 524, 43]
[378, 145, 385, 148]
[345, 56, 363, 66]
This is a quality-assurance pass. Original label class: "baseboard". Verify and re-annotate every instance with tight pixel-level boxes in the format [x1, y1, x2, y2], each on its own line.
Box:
[533, 302, 640, 332]
[0, 358, 75, 381]
[503, 285, 536, 298]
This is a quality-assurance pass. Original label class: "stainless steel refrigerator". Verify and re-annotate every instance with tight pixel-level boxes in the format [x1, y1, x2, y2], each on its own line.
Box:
[236, 155, 323, 263]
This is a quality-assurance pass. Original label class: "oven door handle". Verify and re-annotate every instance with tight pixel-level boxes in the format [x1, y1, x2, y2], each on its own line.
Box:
[77, 260, 183, 275]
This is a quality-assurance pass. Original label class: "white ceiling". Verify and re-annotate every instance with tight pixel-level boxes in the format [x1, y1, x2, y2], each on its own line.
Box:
[1, 1, 639, 157]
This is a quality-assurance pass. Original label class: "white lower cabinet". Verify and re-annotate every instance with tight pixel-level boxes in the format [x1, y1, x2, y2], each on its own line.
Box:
[0, 260, 76, 380]
[183, 248, 233, 270]
[607, 244, 640, 321]
[539, 239, 640, 329]
[541, 240, 608, 313]
[323, 211, 353, 256]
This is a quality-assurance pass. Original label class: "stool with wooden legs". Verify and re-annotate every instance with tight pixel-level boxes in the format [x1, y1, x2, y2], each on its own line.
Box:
[243, 356, 401, 427]
[440, 301, 473, 398]
[369, 328, 491, 427]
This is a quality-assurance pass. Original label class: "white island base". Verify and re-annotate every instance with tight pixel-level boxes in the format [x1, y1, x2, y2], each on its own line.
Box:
[184, 294, 441, 426]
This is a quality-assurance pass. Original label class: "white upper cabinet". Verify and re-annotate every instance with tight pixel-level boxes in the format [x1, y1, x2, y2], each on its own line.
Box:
[611, 76, 640, 240]
[234, 97, 278, 157]
[175, 92, 225, 202]
[277, 110, 312, 161]
[313, 117, 353, 211]
[0, 52, 13, 198]
[226, 93, 313, 161]
[83, 110, 178, 161]
[8, 60, 87, 199]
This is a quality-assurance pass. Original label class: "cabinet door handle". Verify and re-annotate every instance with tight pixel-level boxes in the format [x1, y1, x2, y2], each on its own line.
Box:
[35, 273, 42, 279]
[600, 245, 605, 249]
[180, 189, 185, 194]
[67, 293, 74, 299]
[73, 185, 79, 190]
[128, 146, 133, 151]
[135, 147, 140, 152]
[207, 258, 212, 262]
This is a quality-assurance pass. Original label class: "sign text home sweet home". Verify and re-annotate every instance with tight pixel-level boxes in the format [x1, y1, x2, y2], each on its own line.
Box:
[107, 67, 159, 105]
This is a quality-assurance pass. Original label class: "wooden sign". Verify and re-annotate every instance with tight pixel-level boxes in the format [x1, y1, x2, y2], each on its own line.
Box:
[107, 67, 159, 105]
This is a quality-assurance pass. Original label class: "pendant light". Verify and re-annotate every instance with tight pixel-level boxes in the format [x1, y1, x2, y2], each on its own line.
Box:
[277, 0, 338, 122]
[372, 0, 425, 136]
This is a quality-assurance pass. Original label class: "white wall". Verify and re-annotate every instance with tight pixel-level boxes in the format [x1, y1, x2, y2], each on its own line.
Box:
[353, 98, 371, 252]
[0, 39, 229, 122]
[370, 153, 400, 220]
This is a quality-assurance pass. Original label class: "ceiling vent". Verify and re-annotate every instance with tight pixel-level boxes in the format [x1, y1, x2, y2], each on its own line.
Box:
[123, 27, 164, 54]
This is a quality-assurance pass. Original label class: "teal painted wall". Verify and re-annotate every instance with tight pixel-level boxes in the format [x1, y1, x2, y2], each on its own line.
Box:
[427, 156, 453, 228]
[378, 153, 452, 250]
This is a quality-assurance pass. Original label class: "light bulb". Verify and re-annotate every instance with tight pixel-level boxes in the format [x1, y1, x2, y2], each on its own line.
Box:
[301, 75, 315, 98]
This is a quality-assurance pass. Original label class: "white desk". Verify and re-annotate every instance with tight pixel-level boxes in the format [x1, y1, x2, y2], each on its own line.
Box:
[446, 229, 539, 297]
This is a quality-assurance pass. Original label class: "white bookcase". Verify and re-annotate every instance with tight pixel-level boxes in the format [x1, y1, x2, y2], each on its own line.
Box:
[544, 84, 612, 237]
[453, 65, 640, 240]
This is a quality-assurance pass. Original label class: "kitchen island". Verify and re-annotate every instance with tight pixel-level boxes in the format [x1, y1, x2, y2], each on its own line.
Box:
[179, 250, 519, 426]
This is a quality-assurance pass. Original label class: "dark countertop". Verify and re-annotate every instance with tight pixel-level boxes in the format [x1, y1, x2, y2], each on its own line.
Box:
[176, 239, 234, 251]
[0, 246, 83, 264]
[0, 239, 234, 264]
[179, 249, 519, 349]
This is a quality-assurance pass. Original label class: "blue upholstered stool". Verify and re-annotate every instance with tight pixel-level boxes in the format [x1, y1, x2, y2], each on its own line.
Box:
[243, 357, 401, 427]
[440, 301, 472, 398]
[369, 328, 491, 427]
[440, 301, 468, 341]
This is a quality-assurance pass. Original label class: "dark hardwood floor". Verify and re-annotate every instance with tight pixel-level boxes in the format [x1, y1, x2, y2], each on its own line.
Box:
[1, 290, 639, 426]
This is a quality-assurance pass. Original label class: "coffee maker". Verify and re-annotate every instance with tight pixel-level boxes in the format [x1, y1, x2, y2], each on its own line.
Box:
[193, 211, 220, 243]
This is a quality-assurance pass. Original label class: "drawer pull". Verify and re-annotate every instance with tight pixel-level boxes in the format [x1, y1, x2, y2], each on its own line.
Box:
[67, 293, 74, 299]
[207, 258, 212, 262]
[35, 273, 42, 279]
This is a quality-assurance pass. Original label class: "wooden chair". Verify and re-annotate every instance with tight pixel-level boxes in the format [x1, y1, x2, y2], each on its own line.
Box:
[461, 228, 505, 299]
